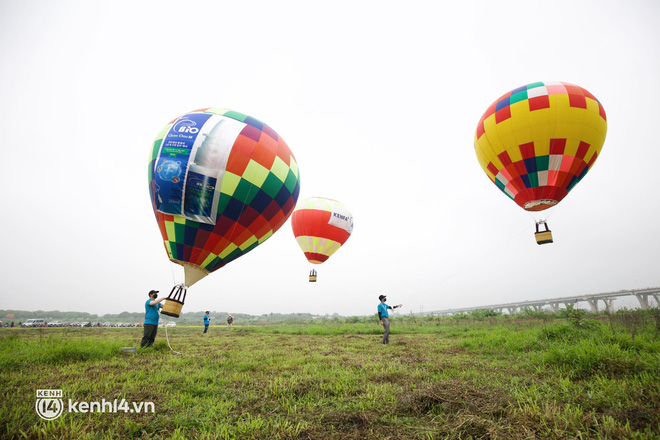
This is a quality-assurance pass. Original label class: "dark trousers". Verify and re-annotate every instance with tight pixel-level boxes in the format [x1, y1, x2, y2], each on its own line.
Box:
[141, 324, 158, 347]
[204, 324, 209, 333]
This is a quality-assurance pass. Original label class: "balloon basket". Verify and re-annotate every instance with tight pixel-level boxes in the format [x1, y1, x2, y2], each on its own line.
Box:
[535, 221, 553, 245]
[161, 285, 187, 318]
[162, 300, 183, 318]
[309, 269, 317, 283]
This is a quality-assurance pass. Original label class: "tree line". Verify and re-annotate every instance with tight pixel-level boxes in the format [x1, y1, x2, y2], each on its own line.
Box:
[0, 310, 338, 325]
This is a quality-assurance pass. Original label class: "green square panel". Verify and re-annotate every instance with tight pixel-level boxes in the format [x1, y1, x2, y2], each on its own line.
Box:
[283, 170, 299, 193]
[536, 155, 549, 171]
[261, 173, 284, 198]
[174, 223, 187, 244]
[216, 193, 231, 215]
[232, 178, 258, 204]
[528, 173, 539, 188]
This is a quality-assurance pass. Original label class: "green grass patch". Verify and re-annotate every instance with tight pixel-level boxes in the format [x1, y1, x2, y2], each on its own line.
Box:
[1, 310, 658, 439]
[0, 331, 128, 370]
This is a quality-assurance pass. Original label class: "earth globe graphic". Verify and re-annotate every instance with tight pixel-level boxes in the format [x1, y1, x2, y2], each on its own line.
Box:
[157, 160, 182, 181]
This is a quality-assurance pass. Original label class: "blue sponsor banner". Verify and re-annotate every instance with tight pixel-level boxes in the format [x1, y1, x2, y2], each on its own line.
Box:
[153, 113, 214, 215]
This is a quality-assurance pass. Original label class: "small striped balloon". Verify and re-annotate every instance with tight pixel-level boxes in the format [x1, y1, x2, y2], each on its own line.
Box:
[291, 197, 353, 264]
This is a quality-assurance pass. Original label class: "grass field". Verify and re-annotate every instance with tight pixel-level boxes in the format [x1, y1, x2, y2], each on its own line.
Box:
[1, 310, 659, 439]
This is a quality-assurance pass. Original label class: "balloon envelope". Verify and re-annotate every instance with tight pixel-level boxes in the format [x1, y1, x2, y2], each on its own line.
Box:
[291, 197, 353, 264]
[148, 108, 301, 286]
[474, 82, 607, 212]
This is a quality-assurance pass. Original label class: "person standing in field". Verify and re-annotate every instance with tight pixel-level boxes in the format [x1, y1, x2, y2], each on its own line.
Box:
[227, 314, 234, 329]
[203, 311, 211, 334]
[140, 290, 166, 348]
[378, 294, 401, 345]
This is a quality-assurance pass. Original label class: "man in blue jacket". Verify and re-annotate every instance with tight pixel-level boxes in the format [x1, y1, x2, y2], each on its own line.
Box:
[378, 294, 401, 344]
[203, 311, 211, 334]
[141, 290, 166, 348]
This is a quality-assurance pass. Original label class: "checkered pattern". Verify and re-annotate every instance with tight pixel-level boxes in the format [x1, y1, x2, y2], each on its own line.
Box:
[149, 108, 300, 274]
[474, 82, 607, 211]
[295, 236, 343, 264]
[295, 197, 337, 212]
[291, 197, 352, 264]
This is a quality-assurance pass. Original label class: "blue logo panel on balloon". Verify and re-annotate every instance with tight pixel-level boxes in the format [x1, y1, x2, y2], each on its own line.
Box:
[153, 113, 214, 216]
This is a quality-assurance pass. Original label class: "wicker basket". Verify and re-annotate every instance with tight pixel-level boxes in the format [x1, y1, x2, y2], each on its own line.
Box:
[534, 221, 553, 245]
[161, 299, 183, 318]
[535, 230, 553, 245]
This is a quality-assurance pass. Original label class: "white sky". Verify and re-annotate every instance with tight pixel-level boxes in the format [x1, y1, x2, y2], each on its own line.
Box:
[0, 0, 658, 316]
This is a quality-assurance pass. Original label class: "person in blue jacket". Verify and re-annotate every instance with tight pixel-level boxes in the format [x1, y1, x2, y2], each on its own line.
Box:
[203, 311, 211, 334]
[140, 290, 166, 348]
[378, 294, 401, 344]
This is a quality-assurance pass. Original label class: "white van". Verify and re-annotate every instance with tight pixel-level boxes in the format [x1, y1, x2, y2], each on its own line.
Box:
[22, 319, 46, 327]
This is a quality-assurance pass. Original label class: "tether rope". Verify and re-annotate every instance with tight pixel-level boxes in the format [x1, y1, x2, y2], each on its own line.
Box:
[164, 325, 187, 356]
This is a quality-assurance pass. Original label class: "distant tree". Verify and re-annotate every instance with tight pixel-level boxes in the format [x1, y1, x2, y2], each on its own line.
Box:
[519, 308, 551, 319]
[470, 309, 501, 320]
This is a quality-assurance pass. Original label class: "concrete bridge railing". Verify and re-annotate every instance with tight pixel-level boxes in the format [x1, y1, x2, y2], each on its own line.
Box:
[419, 287, 660, 316]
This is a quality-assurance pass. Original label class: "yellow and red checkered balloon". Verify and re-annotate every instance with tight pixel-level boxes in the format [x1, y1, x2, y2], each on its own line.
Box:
[474, 82, 607, 212]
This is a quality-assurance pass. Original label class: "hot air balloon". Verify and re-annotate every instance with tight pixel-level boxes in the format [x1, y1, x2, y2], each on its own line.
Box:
[474, 82, 607, 244]
[291, 197, 353, 281]
[148, 108, 300, 316]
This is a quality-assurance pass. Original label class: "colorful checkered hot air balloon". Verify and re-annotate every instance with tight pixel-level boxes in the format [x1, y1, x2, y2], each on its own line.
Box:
[148, 108, 300, 316]
[291, 197, 353, 282]
[474, 82, 607, 244]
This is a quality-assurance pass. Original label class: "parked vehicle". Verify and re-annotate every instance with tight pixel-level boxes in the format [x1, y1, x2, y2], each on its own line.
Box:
[21, 319, 46, 327]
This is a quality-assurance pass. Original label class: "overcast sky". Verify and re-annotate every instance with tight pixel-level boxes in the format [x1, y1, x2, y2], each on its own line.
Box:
[0, 0, 658, 317]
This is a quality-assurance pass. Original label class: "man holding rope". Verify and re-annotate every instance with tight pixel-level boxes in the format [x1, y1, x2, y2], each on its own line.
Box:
[141, 289, 166, 348]
[378, 294, 401, 345]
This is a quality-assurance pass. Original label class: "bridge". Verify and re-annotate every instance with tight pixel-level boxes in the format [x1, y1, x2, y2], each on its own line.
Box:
[418, 287, 660, 316]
